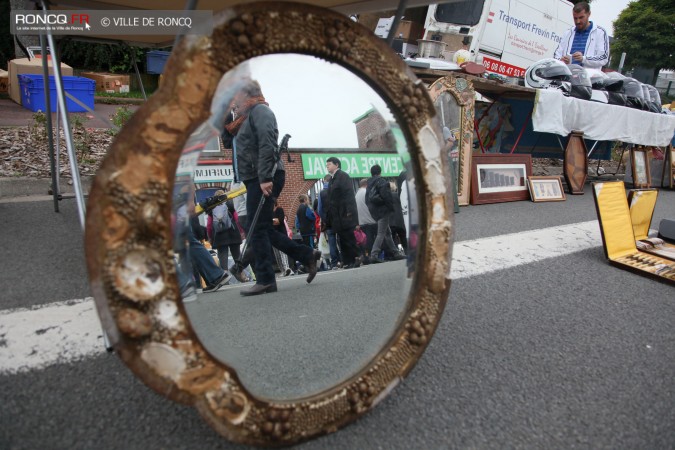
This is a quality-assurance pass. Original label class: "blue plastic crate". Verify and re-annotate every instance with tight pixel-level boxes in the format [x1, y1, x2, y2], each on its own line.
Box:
[146, 50, 171, 74]
[18, 74, 95, 113]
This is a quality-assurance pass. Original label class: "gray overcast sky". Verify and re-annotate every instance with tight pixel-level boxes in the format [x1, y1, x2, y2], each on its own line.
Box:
[588, 0, 632, 35]
[212, 54, 395, 148]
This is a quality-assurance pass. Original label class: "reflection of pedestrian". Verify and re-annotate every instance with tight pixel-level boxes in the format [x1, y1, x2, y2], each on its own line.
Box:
[355, 178, 377, 261]
[296, 194, 316, 249]
[366, 164, 405, 263]
[207, 193, 241, 273]
[231, 181, 248, 232]
[223, 79, 320, 295]
[318, 174, 341, 269]
[389, 181, 407, 255]
[272, 199, 293, 277]
[324, 157, 361, 268]
[173, 186, 231, 294]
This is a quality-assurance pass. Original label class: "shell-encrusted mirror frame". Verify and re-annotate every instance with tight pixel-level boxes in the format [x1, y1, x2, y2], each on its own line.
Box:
[85, 2, 454, 446]
[428, 75, 475, 207]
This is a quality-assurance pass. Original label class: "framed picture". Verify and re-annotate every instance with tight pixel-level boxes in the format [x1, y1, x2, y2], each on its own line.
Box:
[470, 154, 532, 205]
[527, 176, 566, 202]
[631, 147, 651, 189]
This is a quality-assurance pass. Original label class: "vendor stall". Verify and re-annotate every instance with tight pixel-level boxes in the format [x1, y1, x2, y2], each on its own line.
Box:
[413, 68, 675, 199]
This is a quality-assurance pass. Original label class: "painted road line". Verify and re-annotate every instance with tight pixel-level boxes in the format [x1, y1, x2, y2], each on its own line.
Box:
[0, 220, 602, 375]
[451, 220, 601, 279]
[0, 298, 104, 374]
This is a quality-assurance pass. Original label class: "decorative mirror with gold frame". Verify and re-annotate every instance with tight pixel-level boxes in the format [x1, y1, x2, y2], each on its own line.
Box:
[427, 75, 475, 206]
[84, 2, 454, 446]
[631, 146, 651, 189]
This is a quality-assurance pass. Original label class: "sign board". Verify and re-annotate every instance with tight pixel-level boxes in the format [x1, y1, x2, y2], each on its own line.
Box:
[301, 153, 404, 179]
[193, 164, 234, 184]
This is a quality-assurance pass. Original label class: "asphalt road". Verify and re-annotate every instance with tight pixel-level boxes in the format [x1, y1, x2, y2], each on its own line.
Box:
[1, 185, 674, 449]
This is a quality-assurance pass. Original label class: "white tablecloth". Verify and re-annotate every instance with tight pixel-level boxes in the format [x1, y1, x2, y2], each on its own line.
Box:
[532, 89, 675, 146]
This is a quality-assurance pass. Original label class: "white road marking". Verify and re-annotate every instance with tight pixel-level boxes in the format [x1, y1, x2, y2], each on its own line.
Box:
[0, 220, 602, 375]
[450, 220, 601, 279]
[0, 298, 104, 374]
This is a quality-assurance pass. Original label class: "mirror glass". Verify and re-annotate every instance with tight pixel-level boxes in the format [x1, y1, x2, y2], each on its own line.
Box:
[171, 54, 419, 401]
[434, 91, 461, 190]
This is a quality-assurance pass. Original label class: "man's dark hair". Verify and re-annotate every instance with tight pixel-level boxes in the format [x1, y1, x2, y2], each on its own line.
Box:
[573, 2, 590, 13]
[370, 164, 382, 176]
[327, 157, 341, 168]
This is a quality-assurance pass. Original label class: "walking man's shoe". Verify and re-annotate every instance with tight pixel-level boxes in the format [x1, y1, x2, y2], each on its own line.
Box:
[240, 283, 277, 296]
[203, 272, 232, 293]
[305, 250, 322, 284]
[229, 264, 249, 283]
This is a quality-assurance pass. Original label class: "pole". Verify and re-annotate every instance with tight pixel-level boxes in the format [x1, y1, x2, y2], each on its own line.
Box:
[618, 52, 626, 74]
[129, 45, 147, 100]
[386, 0, 409, 46]
[41, 2, 86, 229]
[39, 34, 59, 212]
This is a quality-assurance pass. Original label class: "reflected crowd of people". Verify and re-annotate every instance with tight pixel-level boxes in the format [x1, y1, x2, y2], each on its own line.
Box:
[176, 78, 413, 297]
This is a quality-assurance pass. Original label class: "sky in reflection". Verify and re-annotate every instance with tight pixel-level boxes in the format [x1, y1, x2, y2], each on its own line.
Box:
[211, 54, 395, 148]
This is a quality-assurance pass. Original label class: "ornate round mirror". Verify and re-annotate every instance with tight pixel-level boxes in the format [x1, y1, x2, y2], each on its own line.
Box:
[85, 2, 454, 445]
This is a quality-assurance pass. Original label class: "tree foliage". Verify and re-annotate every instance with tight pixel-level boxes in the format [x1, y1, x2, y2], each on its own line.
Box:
[611, 0, 675, 73]
[59, 41, 146, 74]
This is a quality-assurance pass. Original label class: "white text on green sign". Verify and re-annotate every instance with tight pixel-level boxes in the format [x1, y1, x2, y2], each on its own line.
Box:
[301, 153, 404, 179]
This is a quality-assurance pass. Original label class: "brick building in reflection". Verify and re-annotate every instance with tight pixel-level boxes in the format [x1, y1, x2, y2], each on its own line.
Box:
[192, 107, 399, 229]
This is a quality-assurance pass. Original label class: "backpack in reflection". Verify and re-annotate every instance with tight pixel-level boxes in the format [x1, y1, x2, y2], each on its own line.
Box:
[367, 179, 386, 206]
[212, 203, 233, 233]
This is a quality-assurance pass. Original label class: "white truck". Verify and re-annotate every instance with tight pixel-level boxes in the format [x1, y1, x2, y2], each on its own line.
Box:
[423, 0, 574, 77]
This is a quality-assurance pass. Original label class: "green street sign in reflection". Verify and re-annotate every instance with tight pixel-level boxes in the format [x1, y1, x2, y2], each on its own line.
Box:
[301, 153, 405, 179]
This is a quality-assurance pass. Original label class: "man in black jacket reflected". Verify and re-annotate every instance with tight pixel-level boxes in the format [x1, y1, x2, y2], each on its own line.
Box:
[324, 157, 361, 269]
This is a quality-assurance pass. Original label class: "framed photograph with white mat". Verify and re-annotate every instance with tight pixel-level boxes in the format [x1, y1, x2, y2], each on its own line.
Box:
[527, 176, 566, 202]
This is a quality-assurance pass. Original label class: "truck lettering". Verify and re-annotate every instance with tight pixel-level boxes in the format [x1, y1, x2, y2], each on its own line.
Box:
[498, 9, 532, 32]
[531, 24, 551, 40]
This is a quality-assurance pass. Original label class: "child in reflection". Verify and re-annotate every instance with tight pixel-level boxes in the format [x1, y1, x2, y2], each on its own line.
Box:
[206, 191, 242, 273]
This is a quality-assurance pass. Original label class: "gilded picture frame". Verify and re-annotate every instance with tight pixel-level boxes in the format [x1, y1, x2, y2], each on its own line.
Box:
[631, 146, 651, 189]
[427, 75, 475, 206]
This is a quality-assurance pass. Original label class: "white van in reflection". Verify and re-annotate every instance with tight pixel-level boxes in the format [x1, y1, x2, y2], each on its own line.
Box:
[423, 0, 573, 77]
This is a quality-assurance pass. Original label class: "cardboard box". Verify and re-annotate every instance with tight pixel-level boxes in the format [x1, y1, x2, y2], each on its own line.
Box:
[374, 18, 424, 42]
[80, 72, 130, 93]
[396, 20, 424, 42]
[0, 69, 8, 95]
[8, 58, 73, 105]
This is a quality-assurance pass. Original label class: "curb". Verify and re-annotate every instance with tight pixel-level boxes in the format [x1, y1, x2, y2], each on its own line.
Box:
[0, 176, 93, 200]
